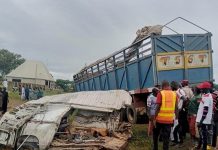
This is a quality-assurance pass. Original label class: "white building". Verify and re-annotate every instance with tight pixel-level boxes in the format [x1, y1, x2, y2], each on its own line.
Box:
[6, 60, 55, 89]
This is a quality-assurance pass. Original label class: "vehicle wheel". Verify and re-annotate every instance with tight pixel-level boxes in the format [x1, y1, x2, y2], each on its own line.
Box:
[126, 105, 137, 124]
[18, 143, 39, 150]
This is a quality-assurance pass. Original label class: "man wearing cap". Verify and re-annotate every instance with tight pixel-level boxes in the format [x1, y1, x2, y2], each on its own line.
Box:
[195, 82, 213, 150]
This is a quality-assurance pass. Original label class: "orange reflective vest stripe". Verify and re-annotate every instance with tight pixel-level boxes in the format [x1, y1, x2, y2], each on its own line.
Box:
[156, 90, 176, 124]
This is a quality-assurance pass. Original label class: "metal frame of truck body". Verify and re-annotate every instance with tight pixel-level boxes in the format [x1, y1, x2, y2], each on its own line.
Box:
[73, 17, 213, 116]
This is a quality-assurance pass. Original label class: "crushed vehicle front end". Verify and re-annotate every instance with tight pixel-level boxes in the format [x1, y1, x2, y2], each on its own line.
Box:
[0, 90, 133, 150]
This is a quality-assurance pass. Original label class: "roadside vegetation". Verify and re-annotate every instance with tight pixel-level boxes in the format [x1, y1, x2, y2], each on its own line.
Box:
[7, 89, 64, 110]
[128, 124, 167, 150]
[8, 91, 24, 110]
[128, 124, 194, 150]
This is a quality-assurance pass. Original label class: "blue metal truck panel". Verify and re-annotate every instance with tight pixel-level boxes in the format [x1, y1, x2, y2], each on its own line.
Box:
[74, 33, 213, 92]
[183, 33, 213, 83]
[153, 34, 184, 53]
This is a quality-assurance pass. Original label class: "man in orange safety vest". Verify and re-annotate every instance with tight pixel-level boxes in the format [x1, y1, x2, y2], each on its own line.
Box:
[153, 80, 178, 150]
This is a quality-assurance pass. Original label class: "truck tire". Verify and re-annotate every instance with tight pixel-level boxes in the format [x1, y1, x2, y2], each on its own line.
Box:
[126, 105, 137, 124]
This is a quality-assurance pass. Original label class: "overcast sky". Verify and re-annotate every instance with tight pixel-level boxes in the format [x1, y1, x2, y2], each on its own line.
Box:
[0, 0, 217, 81]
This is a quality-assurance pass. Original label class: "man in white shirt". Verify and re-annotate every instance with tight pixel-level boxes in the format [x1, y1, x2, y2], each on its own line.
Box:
[2, 79, 8, 91]
[195, 82, 213, 150]
[177, 86, 186, 110]
[170, 81, 187, 147]
[181, 80, 193, 139]
[181, 80, 194, 100]
[21, 85, 25, 100]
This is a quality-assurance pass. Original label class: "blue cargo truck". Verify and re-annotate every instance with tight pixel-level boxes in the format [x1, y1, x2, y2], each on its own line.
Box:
[73, 17, 213, 123]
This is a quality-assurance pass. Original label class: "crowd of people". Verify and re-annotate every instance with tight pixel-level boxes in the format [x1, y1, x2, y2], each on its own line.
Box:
[19, 85, 44, 100]
[147, 80, 218, 150]
[0, 87, 8, 115]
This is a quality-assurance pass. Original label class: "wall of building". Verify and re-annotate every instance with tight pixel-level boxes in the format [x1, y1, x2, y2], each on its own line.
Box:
[6, 77, 55, 90]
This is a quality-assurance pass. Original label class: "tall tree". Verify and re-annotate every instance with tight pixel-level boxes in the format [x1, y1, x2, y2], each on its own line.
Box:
[0, 49, 25, 77]
[56, 79, 74, 92]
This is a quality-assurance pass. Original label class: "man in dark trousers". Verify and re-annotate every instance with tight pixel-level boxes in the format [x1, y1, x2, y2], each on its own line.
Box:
[153, 80, 178, 150]
[196, 82, 213, 150]
[0, 87, 3, 112]
[25, 85, 30, 100]
[2, 87, 8, 114]
[170, 81, 186, 147]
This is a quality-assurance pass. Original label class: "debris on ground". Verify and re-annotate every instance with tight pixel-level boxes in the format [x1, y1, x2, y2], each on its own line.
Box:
[0, 90, 133, 150]
[49, 121, 132, 150]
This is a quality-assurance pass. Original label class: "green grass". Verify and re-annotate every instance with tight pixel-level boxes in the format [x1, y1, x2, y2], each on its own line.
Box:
[128, 124, 147, 150]
[8, 91, 24, 110]
[128, 124, 193, 150]
[9, 91, 20, 100]
[128, 124, 159, 150]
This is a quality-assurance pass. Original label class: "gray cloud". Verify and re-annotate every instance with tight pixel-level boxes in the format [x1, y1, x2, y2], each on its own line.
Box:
[0, 0, 217, 81]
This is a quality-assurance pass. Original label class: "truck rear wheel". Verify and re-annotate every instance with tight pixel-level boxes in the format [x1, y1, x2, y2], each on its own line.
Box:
[126, 105, 137, 124]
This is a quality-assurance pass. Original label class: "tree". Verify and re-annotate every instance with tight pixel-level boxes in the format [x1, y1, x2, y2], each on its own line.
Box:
[56, 79, 74, 92]
[0, 49, 25, 77]
[214, 83, 218, 90]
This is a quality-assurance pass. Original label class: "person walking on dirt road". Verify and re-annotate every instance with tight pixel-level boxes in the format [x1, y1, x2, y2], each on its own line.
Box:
[153, 80, 178, 150]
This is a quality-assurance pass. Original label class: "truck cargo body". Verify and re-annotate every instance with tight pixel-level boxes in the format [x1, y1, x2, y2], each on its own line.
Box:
[74, 33, 213, 91]
[73, 33, 213, 122]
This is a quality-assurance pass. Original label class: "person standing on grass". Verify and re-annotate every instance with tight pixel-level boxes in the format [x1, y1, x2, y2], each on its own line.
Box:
[181, 80, 193, 138]
[181, 80, 194, 100]
[207, 81, 218, 148]
[2, 87, 8, 114]
[21, 85, 25, 100]
[153, 80, 178, 150]
[195, 82, 213, 150]
[18, 84, 22, 96]
[147, 87, 159, 136]
[170, 81, 186, 148]
[3, 79, 8, 91]
[25, 85, 30, 100]
[38, 87, 44, 99]
[0, 87, 3, 112]
[212, 90, 218, 149]
[187, 87, 201, 144]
